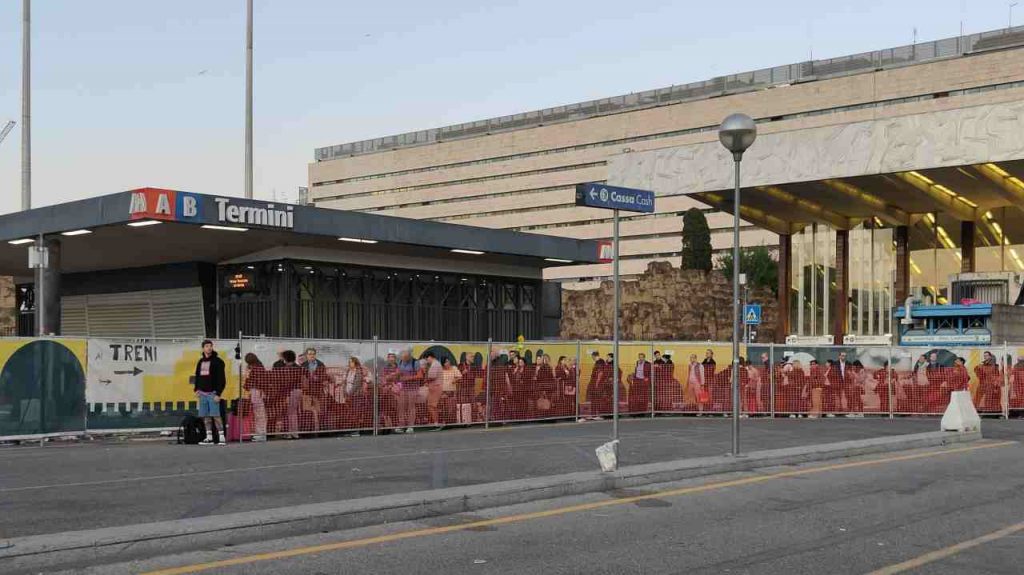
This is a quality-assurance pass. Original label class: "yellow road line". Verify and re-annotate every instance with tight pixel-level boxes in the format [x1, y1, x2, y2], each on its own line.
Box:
[143, 440, 1015, 575]
[866, 519, 1024, 574]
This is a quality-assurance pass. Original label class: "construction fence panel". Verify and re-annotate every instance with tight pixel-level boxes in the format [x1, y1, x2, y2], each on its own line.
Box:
[0, 337, 87, 436]
[890, 346, 1005, 416]
[486, 341, 579, 424]
[649, 343, 737, 416]
[768, 345, 891, 417]
[239, 338, 375, 439]
[85, 338, 241, 431]
[576, 342, 652, 419]
[400, 341, 491, 430]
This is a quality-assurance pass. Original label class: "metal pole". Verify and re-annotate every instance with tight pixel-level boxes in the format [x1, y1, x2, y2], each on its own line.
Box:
[575, 340, 582, 422]
[650, 341, 656, 419]
[484, 338, 492, 429]
[372, 336, 380, 435]
[732, 157, 742, 456]
[612, 208, 621, 463]
[743, 286, 749, 345]
[22, 0, 31, 212]
[244, 0, 254, 199]
[236, 331, 244, 443]
[1004, 341, 1011, 420]
[769, 342, 776, 418]
[36, 234, 44, 336]
[888, 344, 895, 419]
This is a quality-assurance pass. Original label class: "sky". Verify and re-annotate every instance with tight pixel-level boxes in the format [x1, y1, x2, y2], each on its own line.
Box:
[0, 0, 1016, 214]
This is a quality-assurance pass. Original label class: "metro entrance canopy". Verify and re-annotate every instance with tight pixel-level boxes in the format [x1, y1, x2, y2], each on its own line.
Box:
[0, 189, 600, 341]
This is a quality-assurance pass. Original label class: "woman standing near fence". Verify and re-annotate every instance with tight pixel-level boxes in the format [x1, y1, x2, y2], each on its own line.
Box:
[439, 357, 462, 425]
[975, 351, 1002, 412]
[873, 361, 895, 415]
[554, 356, 574, 418]
[534, 354, 556, 418]
[341, 357, 370, 433]
[786, 358, 811, 415]
[686, 354, 705, 415]
[505, 356, 532, 420]
[455, 354, 477, 425]
[243, 353, 271, 442]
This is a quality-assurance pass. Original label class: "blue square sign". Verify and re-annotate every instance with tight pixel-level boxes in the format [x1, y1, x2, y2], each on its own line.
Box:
[744, 304, 762, 325]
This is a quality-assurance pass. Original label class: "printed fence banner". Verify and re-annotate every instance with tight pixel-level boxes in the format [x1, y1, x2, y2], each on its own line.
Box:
[650, 343, 742, 415]
[483, 341, 579, 423]
[238, 339, 376, 437]
[86, 338, 241, 428]
[0, 338, 87, 435]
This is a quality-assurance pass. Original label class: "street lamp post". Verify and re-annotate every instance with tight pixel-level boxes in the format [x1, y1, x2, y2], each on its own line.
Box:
[718, 113, 757, 457]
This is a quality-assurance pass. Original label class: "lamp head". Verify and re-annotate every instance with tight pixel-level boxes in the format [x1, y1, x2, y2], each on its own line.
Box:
[718, 113, 757, 158]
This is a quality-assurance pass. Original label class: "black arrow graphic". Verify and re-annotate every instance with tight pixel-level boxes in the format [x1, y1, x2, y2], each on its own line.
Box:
[113, 367, 144, 376]
[99, 379, 112, 385]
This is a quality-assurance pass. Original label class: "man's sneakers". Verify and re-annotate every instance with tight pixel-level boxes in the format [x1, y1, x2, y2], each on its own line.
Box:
[199, 437, 214, 446]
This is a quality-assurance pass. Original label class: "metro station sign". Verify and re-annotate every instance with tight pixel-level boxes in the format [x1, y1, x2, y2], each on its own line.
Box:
[126, 188, 295, 230]
[128, 188, 201, 222]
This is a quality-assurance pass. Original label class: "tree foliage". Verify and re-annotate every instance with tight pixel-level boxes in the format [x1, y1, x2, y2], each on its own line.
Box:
[716, 246, 778, 295]
[680, 208, 712, 272]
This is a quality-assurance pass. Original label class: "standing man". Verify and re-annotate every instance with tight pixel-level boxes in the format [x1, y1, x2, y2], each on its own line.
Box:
[302, 347, 330, 429]
[378, 351, 400, 430]
[628, 352, 652, 414]
[421, 351, 444, 431]
[395, 350, 422, 434]
[702, 349, 722, 413]
[759, 352, 772, 415]
[585, 351, 607, 419]
[194, 340, 227, 445]
[828, 351, 850, 416]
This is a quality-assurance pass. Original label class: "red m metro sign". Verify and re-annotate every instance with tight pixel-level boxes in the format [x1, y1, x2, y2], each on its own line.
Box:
[128, 188, 201, 222]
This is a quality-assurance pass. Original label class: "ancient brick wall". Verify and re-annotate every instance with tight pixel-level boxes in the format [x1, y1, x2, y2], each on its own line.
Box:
[560, 262, 777, 342]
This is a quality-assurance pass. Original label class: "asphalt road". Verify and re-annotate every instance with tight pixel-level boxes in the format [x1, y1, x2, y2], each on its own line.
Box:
[0, 417, 945, 539]
[52, 433, 1024, 575]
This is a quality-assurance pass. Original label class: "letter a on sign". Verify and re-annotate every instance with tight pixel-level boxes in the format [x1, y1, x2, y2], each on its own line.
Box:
[155, 193, 172, 215]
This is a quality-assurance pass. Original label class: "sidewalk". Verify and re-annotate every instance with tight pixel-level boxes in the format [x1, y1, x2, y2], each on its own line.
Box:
[0, 417, 953, 539]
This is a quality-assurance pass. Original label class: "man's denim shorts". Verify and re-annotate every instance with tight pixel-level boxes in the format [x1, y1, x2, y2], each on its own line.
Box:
[197, 393, 219, 417]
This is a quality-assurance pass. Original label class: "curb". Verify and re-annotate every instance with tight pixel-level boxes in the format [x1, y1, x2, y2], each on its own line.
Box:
[0, 430, 982, 571]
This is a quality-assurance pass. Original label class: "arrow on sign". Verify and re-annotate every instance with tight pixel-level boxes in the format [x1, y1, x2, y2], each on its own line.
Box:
[99, 379, 112, 385]
[114, 367, 144, 377]
[590, 190, 598, 200]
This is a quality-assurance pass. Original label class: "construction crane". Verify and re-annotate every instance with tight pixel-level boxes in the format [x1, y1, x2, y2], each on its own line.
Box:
[0, 121, 15, 147]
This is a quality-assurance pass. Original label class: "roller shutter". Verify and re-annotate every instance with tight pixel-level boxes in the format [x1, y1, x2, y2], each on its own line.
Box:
[60, 287, 206, 338]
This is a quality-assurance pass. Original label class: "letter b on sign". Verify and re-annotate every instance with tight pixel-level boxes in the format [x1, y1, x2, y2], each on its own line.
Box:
[178, 193, 201, 221]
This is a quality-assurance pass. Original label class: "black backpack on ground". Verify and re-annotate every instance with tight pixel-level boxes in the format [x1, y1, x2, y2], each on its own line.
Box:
[177, 415, 206, 445]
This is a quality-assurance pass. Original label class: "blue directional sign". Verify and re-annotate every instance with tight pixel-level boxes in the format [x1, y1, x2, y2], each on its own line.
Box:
[744, 304, 762, 325]
[575, 183, 655, 213]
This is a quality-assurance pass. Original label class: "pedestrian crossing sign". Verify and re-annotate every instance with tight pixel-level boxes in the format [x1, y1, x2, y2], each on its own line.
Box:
[744, 304, 762, 325]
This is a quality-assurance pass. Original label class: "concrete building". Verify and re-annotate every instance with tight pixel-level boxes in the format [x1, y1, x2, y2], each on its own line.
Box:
[309, 26, 1024, 301]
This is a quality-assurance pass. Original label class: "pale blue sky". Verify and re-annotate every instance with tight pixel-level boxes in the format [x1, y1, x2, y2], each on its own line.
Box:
[0, 0, 1015, 213]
